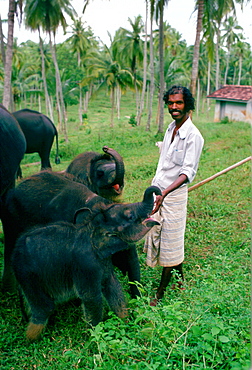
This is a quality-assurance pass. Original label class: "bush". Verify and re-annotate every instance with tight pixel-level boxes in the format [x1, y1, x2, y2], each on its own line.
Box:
[128, 114, 137, 127]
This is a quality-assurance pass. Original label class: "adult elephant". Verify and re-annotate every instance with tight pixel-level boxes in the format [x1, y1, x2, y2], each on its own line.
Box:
[12, 109, 60, 177]
[1, 170, 161, 296]
[0, 104, 26, 217]
[65, 146, 124, 200]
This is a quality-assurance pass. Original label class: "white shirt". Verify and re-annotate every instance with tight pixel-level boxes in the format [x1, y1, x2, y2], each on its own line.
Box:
[152, 117, 204, 191]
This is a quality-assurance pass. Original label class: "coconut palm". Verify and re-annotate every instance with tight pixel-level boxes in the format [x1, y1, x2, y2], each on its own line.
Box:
[2, 0, 16, 109]
[222, 16, 242, 84]
[0, 15, 6, 66]
[66, 18, 98, 123]
[137, 2, 148, 126]
[146, 0, 155, 132]
[66, 17, 97, 67]
[233, 37, 251, 84]
[190, 0, 204, 97]
[24, 0, 76, 141]
[202, 8, 215, 108]
[212, 0, 236, 89]
[84, 43, 133, 127]
[118, 15, 144, 120]
[153, 0, 169, 134]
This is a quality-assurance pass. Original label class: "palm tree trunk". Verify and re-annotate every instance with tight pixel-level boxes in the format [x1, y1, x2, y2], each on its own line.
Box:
[215, 25, 221, 90]
[238, 56, 242, 85]
[157, 2, 165, 134]
[207, 60, 211, 111]
[110, 87, 115, 128]
[49, 33, 68, 142]
[3, 0, 15, 110]
[79, 86, 83, 126]
[38, 29, 53, 120]
[146, 10, 154, 132]
[84, 90, 89, 112]
[137, 0, 148, 126]
[190, 0, 204, 97]
[224, 49, 230, 85]
[116, 85, 121, 119]
[0, 15, 6, 66]
[196, 78, 200, 116]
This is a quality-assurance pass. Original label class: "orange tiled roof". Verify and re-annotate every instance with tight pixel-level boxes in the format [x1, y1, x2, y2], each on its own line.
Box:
[207, 85, 252, 102]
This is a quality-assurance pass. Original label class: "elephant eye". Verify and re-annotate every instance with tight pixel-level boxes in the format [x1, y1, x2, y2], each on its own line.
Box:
[97, 170, 104, 178]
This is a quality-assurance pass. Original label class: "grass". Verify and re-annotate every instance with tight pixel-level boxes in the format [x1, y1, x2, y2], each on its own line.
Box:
[0, 92, 251, 369]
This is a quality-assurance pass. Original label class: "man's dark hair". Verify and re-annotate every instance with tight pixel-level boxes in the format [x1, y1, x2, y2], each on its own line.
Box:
[163, 85, 195, 112]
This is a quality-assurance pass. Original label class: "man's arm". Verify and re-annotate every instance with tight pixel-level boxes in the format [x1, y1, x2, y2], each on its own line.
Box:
[151, 174, 188, 215]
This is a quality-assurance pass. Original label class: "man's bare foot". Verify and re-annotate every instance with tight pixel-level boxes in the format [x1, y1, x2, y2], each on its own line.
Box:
[171, 281, 185, 290]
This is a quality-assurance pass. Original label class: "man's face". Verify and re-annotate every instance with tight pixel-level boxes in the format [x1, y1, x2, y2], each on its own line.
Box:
[167, 93, 187, 123]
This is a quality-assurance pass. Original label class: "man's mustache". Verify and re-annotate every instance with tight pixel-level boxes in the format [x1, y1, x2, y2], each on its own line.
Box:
[169, 110, 181, 113]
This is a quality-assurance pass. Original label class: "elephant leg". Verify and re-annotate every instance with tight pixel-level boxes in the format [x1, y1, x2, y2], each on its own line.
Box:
[81, 292, 103, 326]
[102, 272, 127, 319]
[1, 214, 19, 293]
[39, 138, 53, 170]
[112, 246, 141, 298]
[19, 279, 55, 341]
[16, 165, 22, 179]
[76, 276, 104, 326]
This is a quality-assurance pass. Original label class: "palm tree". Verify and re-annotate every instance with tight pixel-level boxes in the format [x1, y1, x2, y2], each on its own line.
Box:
[118, 16, 144, 119]
[2, 0, 16, 109]
[190, 0, 204, 98]
[222, 16, 242, 84]
[233, 37, 250, 84]
[66, 18, 98, 123]
[0, 15, 6, 67]
[146, 0, 155, 132]
[154, 0, 169, 134]
[66, 17, 96, 67]
[24, 0, 76, 141]
[84, 43, 133, 127]
[137, 1, 148, 126]
[202, 8, 215, 109]
[212, 0, 236, 89]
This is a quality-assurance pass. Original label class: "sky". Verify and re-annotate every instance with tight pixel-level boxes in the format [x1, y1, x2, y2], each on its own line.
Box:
[0, 0, 251, 47]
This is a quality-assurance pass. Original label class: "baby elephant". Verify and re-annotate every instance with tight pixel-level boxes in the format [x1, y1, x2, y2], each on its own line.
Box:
[12, 208, 159, 341]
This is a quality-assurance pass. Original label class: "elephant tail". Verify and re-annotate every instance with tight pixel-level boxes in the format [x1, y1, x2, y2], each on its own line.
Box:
[54, 130, 60, 165]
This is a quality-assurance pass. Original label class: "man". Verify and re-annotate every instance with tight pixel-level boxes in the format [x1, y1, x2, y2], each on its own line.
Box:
[144, 85, 204, 306]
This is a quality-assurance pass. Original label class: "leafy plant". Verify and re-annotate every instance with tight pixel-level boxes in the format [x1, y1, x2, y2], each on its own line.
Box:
[128, 114, 137, 127]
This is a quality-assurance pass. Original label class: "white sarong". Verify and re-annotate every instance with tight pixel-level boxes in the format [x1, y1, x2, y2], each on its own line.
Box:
[143, 185, 188, 267]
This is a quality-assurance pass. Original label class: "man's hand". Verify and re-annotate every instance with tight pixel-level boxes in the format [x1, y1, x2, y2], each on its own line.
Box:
[151, 194, 164, 215]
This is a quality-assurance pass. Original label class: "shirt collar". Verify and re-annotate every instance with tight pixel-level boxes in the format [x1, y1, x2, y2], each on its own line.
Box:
[168, 117, 192, 139]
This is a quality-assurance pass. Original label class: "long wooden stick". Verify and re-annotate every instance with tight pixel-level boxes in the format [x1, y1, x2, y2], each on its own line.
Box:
[188, 156, 251, 192]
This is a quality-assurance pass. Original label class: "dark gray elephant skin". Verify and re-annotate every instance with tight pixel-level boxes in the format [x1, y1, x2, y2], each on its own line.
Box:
[0, 104, 26, 218]
[66, 146, 142, 296]
[12, 204, 159, 341]
[2, 170, 161, 295]
[65, 146, 124, 199]
[12, 108, 60, 176]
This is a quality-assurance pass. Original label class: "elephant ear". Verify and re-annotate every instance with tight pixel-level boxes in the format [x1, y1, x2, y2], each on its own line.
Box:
[74, 208, 94, 225]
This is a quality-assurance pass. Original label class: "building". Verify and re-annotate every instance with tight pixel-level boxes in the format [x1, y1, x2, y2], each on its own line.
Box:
[207, 85, 252, 124]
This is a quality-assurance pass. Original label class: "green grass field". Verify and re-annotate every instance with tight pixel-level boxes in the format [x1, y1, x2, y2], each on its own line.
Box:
[0, 93, 251, 369]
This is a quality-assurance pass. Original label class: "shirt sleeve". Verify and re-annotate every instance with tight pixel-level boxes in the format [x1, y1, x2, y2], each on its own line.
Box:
[179, 132, 204, 183]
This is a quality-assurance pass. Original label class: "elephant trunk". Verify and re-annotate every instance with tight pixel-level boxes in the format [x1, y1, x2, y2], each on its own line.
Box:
[125, 186, 162, 242]
[140, 185, 162, 215]
[121, 186, 161, 242]
[142, 186, 162, 204]
[102, 146, 124, 191]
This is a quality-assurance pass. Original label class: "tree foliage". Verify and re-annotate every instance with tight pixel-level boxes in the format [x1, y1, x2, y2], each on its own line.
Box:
[0, 0, 251, 129]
